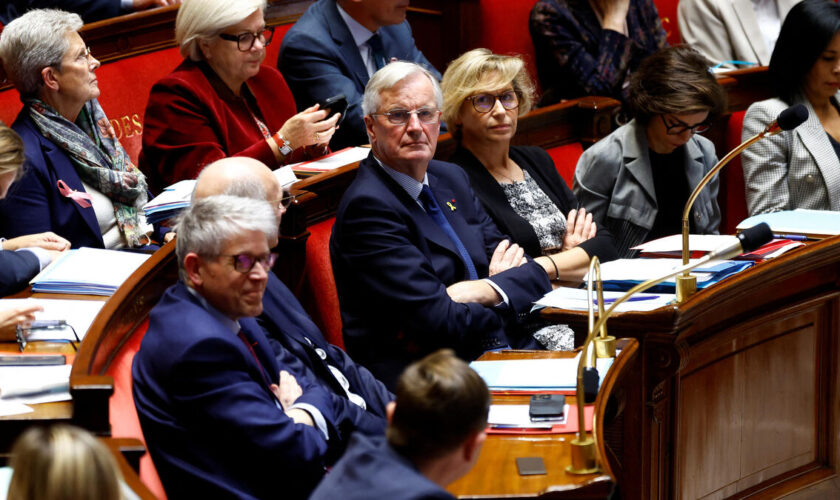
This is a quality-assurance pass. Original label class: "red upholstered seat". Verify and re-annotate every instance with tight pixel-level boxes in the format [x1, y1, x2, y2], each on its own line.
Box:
[0, 86, 22, 127]
[722, 111, 748, 234]
[95, 47, 183, 166]
[546, 142, 584, 189]
[479, 0, 540, 91]
[300, 217, 344, 350]
[652, 0, 681, 45]
[266, 23, 293, 82]
[105, 317, 167, 500]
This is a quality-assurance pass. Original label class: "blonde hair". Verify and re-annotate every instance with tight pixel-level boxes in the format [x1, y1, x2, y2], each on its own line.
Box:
[440, 48, 535, 129]
[175, 0, 267, 61]
[8, 425, 124, 500]
[0, 122, 25, 180]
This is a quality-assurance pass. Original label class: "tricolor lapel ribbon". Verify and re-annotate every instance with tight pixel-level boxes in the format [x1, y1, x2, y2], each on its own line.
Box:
[56, 180, 93, 208]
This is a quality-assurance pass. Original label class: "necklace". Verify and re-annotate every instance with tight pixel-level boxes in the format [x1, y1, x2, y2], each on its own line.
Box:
[491, 162, 523, 184]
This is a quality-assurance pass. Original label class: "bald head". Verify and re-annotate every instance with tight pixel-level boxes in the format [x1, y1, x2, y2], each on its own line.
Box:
[193, 157, 283, 220]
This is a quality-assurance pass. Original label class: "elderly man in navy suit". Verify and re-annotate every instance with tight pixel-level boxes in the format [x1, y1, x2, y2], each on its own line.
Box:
[132, 195, 336, 500]
[330, 62, 554, 389]
[278, 0, 440, 149]
[192, 156, 392, 443]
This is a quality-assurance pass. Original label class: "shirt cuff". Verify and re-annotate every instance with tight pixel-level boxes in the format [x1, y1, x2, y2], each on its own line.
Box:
[290, 402, 329, 440]
[18, 248, 51, 270]
[121, 0, 133, 11]
[483, 278, 509, 307]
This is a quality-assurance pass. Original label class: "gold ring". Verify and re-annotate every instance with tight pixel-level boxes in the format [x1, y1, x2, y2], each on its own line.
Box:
[314, 131, 320, 142]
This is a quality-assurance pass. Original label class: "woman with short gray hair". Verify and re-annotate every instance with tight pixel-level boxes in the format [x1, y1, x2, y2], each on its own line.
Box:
[140, 0, 340, 192]
[0, 9, 161, 250]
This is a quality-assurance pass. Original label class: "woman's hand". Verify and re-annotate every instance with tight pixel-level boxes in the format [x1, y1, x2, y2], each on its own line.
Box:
[2, 232, 70, 252]
[278, 104, 341, 149]
[562, 208, 596, 251]
[488, 239, 527, 276]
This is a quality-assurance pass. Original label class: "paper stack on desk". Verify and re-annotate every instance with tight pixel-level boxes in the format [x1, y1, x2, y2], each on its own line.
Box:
[0, 363, 72, 415]
[142, 179, 195, 224]
[289, 147, 370, 174]
[737, 209, 840, 239]
[470, 354, 613, 394]
[534, 287, 674, 312]
[584, 258, 753, 293]
[30, 248, 150, 296]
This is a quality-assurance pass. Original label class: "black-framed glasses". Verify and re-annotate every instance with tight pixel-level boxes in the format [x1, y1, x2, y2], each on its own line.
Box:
[218, 252, 278, 273]
[465, 90, 520, 113]
[660, 114, 710, 135]
[218, 26, 275, 52]
[370, 107, 440, 125]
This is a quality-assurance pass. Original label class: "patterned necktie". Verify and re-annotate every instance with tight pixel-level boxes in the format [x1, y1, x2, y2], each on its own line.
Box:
[367, 33, 387, 70]
[237, 329, 273, 389]
[418, 184, 479, 280]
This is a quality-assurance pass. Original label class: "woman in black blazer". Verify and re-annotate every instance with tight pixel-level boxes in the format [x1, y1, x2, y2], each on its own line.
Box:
[442, 49, 617, 282]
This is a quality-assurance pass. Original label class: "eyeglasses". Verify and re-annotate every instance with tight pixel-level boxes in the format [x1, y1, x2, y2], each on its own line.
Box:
[79, 46, 93, 62]
[371, 107, 440, 125]
[218, 26, 275, 52]
[219, 252, 278, 273]
[465, 90, 520, 113]
[660, 114, 710, 135]
[279, 191, 296, 209]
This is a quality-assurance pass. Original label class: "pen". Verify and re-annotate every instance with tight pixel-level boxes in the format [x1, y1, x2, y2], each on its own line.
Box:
[594, 296, 659, 304]
[772, 234, 809, 241]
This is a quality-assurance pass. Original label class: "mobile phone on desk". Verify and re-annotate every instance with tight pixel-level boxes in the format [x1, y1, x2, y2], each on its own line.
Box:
[318, 94, 347, 127]
[529, 394, 565, 421]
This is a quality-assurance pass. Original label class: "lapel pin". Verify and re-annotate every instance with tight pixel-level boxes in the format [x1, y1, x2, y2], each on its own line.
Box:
[447, 199, 457, 211]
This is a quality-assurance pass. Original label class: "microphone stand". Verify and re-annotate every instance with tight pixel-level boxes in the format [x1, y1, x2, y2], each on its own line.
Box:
[676, 119, 795, 303]
[567, 232, 766, 474]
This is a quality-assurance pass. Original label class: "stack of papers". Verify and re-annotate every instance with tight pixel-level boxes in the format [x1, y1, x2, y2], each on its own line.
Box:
[534, 287, 674, 312]
[30, 248, 150, 296]
[142, 179, 195, 224]
[469, 354, 613, 394]
[0, 364, 72, 408]
[737, 209, 840, 239]
[584, 258, 753, 293]
[289, 147, 370, 174]
[633, 234, 804, 261]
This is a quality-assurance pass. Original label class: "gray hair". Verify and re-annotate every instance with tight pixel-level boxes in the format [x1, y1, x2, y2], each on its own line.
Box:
[175, 195, 277, 283]
[361, 61, 443, 116]
[0, 9, 83, 98]
[176, 0, 267, 61]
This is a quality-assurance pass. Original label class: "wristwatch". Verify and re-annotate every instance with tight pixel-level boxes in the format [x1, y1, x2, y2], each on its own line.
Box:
[273, 132, 293, 158]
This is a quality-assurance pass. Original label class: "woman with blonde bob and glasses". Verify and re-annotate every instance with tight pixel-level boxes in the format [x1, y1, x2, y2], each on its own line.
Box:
[442, 49, 617, 285]
[6, 424, 126, 500]
[140, 0, 340, 192]
[574, 45, 725, 257]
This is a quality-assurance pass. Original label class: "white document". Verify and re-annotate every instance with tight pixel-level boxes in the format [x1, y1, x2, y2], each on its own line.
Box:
[0, 298, 105, 341]
[30, 247, 150, 288]
[584, 258, 723, 284]
[534, 287, 674, 312]
[273, 165, 299, 187]
[0, 364, 72, 404]
[487, 404, 561, 428]
[142, 179, 195, 210]
[632, 234, 739, 253]
[0, 400, 34, 417]
[288, 147, 370, 172]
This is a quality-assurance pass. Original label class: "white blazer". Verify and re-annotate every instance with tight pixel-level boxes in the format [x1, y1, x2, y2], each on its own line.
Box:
[678, 0, 801, 68]
[741, 95, 840, 214]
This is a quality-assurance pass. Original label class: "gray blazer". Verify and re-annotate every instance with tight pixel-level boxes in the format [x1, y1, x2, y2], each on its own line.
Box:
[741, 95, 840, 214]
[574, 119, 721, 256]
[678, 0, 801, 69]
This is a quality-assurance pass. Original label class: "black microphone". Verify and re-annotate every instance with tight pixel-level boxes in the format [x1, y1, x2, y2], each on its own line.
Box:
[703, 223, 773, 262]
[767, 104, 808, 135]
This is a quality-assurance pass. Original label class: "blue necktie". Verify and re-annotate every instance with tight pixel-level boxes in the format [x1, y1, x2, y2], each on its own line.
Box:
[367, 33, 387, 70]
[418, 184, 479, 280]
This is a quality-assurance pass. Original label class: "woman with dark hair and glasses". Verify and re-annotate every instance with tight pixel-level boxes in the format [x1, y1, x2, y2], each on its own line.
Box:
[741, 0, 840, 215]
[574, 45, 725, 257]
[442, 49, 617, 285]
[140, 0, 340, 192]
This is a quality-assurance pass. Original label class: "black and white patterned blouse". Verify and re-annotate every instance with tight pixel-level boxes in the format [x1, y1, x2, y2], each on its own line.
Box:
[499, 170, 567, 255]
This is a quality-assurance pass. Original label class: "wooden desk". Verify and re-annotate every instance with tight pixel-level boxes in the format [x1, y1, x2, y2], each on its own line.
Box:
[542, 236, 840, 499]
[448, 340, 639, 499]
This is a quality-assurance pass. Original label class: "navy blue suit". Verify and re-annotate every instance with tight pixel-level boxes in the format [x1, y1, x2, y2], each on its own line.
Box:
[132, 281, 335, 500]
[330, 155, 552, 388]
[258, 272, 392, 440]
[277, 0, 441, 149]
[0, 250, 40, 297]
[310, 434, 455, 500]
[0, 113, 105, 249]
[0, 0, 124, 24]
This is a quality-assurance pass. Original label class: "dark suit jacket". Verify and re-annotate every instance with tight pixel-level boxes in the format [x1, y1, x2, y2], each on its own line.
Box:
[450, 145, 618, 262]
[278, 0, 441, 149]
[132, 281, 335, 500]
[0, 112, 105, 249]
[330, 155, 551, 388]
[309, 434, 455, 500]
[258, 272, 391, 441]
[0, 0, 122, 24]
[0, 250, 40, 297]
